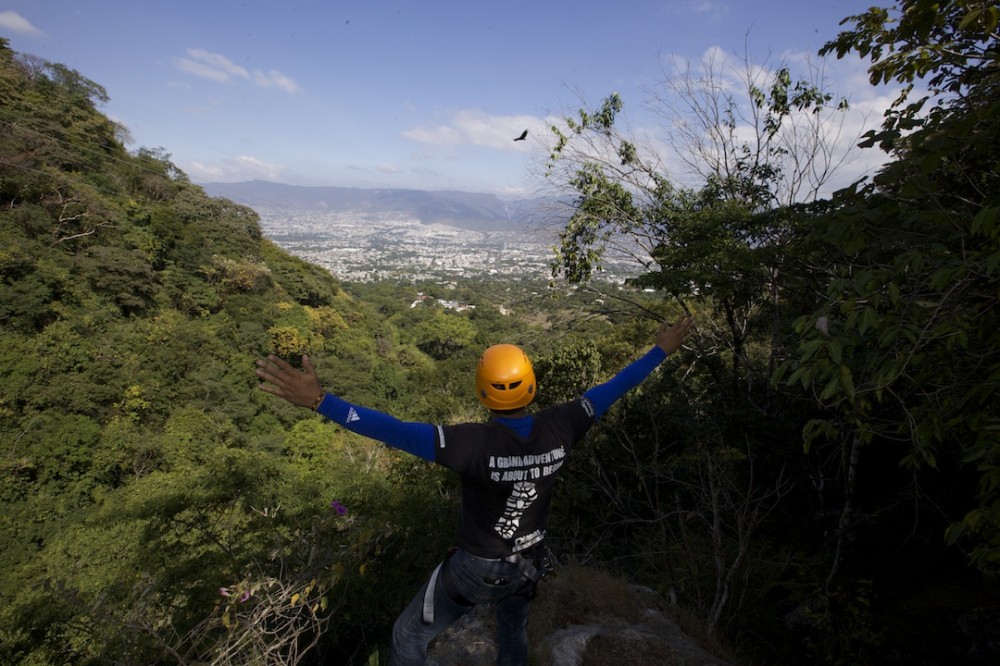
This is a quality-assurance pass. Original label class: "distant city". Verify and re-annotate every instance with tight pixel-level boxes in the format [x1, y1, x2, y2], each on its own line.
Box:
[203, 181, 646, 284]
[255, 208, 642, 283]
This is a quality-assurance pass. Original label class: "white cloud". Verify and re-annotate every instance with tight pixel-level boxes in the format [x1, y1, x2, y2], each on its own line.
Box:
[189, 49, 249, 79]
[252, 69, 301, 93]
[402, 110, 547, 150]
[175, 48, 300, 93]
[402, 124, 464, 147]
[186, 155, 287, 182]
[0, 10, 43, 35]
[176, 56, 240, 84]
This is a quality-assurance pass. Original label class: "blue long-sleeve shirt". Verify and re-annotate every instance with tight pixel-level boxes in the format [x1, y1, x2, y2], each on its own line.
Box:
[315, 346, 668, 461]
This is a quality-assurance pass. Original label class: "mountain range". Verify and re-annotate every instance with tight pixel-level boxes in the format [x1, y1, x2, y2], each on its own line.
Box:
[200, 180, 553, 232]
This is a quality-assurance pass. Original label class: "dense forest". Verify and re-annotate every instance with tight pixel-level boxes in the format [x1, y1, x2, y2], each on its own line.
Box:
[1, 1, 998, 664]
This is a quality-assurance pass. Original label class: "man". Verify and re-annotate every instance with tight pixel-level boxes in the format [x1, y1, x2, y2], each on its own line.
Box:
[255, 315, 694, 665]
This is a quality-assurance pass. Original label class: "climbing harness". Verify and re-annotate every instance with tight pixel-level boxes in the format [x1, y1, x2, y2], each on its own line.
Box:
[422, 544, 557, 623]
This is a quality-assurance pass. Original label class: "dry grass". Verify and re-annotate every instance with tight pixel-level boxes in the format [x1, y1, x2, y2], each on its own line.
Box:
[530, 565, 643, 631]
[527, 565, 652, 665]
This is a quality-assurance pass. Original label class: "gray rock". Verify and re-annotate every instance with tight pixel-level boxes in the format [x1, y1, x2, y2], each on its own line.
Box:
[425, 607, 497, 666]
[425, 566, 734, 666]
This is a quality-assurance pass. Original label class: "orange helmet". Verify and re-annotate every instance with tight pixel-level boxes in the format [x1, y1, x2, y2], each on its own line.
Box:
[475, 344, 536, 411]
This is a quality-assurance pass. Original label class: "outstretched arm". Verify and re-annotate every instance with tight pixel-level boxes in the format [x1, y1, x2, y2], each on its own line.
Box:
[255, 355, 437, 461]
[584, 316, 694, 419]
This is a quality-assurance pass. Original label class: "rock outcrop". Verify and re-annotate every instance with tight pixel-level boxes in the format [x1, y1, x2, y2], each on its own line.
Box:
[426, 566, 733, 666]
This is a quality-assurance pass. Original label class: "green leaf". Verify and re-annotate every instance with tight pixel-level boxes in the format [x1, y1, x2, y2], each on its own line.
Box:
[801, 339, 824, 361]
[859, 308, 878, 335]
[944, 522, 965, 546]
[971, 206, 999, 238]
[802, 419, 834, 453]
[820, 374, 840, 401]
[785, 365, 807, 387]
[840, 365, 856, 402]
[829, 339, 844, 365]
[958, 7, 985, 32]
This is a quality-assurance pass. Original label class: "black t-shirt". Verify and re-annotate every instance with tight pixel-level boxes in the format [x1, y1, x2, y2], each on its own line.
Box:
[434, 398, 595, 558]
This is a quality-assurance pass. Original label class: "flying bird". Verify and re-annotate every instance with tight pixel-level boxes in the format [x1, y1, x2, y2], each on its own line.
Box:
[514, 130, 528, 141]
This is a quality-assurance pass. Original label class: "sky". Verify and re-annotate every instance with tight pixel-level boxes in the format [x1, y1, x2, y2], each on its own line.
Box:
[1, 1, 897, 197]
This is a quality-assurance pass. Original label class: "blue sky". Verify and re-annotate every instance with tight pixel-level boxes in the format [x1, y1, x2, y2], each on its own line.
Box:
[2, 1, 893, 196]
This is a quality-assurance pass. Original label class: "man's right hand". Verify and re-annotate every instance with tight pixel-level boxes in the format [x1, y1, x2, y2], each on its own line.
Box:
[256, 354, 325, 409]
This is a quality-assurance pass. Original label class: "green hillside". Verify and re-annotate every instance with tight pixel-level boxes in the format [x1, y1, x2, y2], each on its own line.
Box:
[0, 37, 637, 665]
[0, 37, 491, 663]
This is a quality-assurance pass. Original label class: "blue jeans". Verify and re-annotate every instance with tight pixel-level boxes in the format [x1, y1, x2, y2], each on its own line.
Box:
[390, 549, 534, 666]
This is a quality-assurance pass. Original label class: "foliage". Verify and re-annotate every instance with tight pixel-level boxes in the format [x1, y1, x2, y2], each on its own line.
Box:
[540, 2, 1000, 662]
[783, 0, 1000, 577]
[542, 41, 853, 642]
[0, 38, 465, 664]
[820, 0, 999, 151]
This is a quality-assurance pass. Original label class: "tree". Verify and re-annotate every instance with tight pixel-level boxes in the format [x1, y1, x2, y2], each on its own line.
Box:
[545, 49, 855, 391]
[544, 48, 853, 284]
[648, 47, 853, 208]
[785, 0, 1000, 578]
[409, 309, 478, 360]
[539, 48, 863, 640]
[43, 62, 109, 106]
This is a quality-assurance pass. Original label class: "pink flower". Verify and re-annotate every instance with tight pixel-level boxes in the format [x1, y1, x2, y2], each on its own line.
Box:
[239, 590, 252, 603]
[219, 587, 231, 597]
[331, 500, 348, 516]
